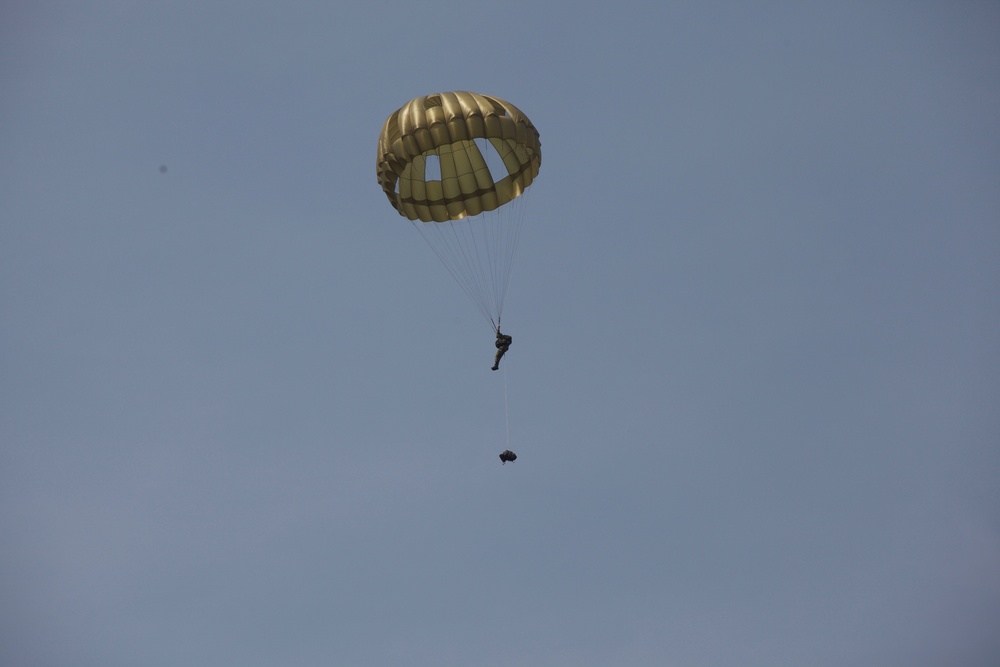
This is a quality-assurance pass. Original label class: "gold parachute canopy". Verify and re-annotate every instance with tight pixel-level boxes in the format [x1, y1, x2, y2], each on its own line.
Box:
[376, 91, 541, 223]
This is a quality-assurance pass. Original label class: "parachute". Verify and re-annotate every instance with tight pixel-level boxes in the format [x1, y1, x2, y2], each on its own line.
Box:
[376, 91, 541, 329]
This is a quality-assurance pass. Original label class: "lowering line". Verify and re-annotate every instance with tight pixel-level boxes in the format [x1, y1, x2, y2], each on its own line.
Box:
[503, 363, 510, 451]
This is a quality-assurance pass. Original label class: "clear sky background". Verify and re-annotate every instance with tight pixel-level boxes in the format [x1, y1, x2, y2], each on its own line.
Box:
[2, 2, 999, 666]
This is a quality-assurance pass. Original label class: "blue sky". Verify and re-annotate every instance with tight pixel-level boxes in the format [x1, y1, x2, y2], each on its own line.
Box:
[2, 2, 999, 665]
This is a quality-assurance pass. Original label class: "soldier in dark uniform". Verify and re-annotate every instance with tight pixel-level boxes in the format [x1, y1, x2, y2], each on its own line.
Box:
[492, 328, 512, 371]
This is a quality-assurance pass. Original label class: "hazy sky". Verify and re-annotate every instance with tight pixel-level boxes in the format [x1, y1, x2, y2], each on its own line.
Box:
[2, 2, 999, 666]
